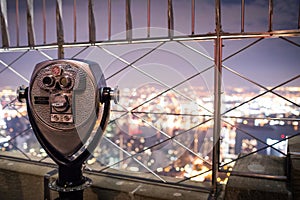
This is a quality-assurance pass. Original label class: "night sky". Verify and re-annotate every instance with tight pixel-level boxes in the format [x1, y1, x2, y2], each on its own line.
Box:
[0, 0, 299, 91]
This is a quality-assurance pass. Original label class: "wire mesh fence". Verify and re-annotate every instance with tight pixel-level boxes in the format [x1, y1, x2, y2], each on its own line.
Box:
[0, 0, 299, 195]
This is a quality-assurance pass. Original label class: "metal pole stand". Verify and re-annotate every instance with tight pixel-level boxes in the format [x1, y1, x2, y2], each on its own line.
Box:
[49, 164, 92, 200]
[17, 60, 119, 200]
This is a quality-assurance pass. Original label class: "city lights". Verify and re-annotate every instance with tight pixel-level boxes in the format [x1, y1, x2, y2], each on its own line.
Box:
[0, 85, 299, 183]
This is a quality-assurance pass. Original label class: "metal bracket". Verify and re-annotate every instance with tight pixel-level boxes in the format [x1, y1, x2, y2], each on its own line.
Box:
[44, 168, 58, 200]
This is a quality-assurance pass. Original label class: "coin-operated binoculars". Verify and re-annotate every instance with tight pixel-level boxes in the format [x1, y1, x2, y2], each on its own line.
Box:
[17, 59, 119, 199]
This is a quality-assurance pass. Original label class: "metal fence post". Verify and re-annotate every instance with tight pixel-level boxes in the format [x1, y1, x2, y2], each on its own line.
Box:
[212, 0, 222, 198]
[56, 0, 64, 59]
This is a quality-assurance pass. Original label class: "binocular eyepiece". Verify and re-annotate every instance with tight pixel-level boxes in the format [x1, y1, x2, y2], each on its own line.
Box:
[17, 59, 118, 197]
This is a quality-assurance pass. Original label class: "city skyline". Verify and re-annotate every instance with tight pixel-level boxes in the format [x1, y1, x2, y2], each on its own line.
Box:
[0, 83, 298, 183]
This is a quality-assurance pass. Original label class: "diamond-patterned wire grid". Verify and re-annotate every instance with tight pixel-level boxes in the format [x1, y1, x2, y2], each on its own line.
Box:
[0, 35, 299, 185]
[0, 40, 216, 185]
[219, 37, 300, 171]
[79, 40, 216, 184]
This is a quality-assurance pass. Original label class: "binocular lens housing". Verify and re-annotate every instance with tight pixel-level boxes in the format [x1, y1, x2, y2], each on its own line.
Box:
[23, 59, 108, 158]
[42, 76, 55, 87]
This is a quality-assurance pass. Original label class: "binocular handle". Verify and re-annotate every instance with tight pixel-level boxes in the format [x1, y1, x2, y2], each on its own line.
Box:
[17, 85, 27, 103]
[99, 86, 119, 104]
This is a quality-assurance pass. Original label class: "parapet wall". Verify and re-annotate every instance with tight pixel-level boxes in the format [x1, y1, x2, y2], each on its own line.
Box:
[0, 157, 211, 200]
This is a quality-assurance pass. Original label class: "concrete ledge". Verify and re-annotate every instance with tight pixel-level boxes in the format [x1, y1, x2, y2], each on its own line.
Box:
[225, 154, 291, 200]
[0, 157, 211, 200]
[0, 158, 51, 200]
[288, 135, 300, 200]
